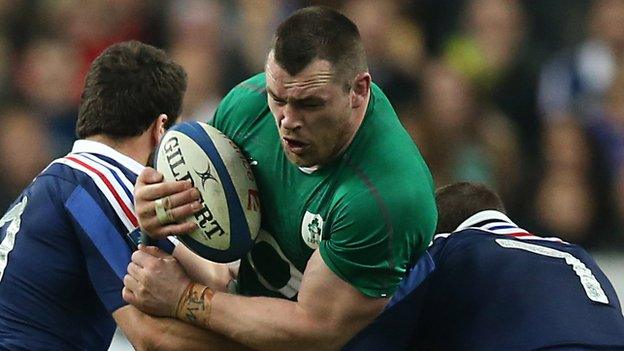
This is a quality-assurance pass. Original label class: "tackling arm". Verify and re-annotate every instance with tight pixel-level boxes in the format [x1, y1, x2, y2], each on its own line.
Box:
[125, 248, 387, 351]
[128, 168, 389, 350]
[113, 304, 256, 351]
[208, 250, 387, 351]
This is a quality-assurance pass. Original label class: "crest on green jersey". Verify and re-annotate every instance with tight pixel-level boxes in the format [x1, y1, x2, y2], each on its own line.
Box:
[301, 211, 323, 249]
[308, 218, 320, 236]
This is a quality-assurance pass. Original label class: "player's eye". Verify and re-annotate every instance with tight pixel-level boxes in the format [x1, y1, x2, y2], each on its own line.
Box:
[269, 92, 286, 106]
[271, 96, 286, 106]
[298, 101, 324, 110]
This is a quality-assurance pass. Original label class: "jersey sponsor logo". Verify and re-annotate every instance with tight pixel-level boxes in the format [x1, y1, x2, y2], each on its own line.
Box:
[301, 211, 323, 249]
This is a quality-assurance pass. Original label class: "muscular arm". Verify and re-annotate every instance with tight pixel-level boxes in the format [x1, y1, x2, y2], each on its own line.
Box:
[209, 250, 387, 351]
[113, 304, 255, 351]
[123, 247, 387, 351]
[127, 249, 386, 351]
[128, 168, 388, 350]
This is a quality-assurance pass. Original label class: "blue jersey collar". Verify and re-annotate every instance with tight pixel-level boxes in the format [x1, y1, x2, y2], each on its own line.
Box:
[455, 210, 520, 232]
[71, 140, 145, 175]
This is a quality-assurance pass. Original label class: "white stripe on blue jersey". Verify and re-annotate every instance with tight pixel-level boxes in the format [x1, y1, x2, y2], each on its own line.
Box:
[79, 153, 136, 198]
[49, 140, 144, 232]
[71, 140, 145, 175]
[53, 157, 135, 231]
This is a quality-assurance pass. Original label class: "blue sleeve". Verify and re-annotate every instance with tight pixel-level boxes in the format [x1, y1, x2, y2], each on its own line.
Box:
[342, 274, 432, 351]
[343, 250, 437, 351]
[387, 250, 436, 309]
[65, 186, 131, 313]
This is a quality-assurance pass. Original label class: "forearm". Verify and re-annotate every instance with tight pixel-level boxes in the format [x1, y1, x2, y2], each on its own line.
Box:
[127, 250, 384, 351]
[173, 245, 234, 292]
[150, 316, 254, 351]
[114, 305, 254, 351]
[211, 293, 340, 351]
[176, 285, 344, 351]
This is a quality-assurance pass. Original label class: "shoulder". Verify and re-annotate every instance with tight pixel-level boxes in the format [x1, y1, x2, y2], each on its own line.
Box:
[43, 155, 134, 196]
[369, 83, 394, 113]
[347, 84, 435, 197]
[326, 174, 435, 255]
[333, 145, 437, 238]
[222, 73, 267, 104]
[42, 155, 138, 229]
[212, 73, 269, 135]
[432, 229, 596, 271]
[27, 162, 83, 199]
[24, 161, 106, 215]
[1, 166, 80, 235]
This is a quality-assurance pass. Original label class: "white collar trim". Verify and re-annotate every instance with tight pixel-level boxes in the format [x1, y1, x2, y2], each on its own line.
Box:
[455, 210, 519, 232]
[71, 139, 145, 175]
[298, 165, 319, 174]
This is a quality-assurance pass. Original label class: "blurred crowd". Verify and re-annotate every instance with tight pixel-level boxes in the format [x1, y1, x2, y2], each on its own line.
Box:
[0, 0, 622, 249]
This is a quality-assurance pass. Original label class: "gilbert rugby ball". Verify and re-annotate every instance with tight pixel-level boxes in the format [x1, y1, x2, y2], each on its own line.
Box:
[155, 121, 260, 263]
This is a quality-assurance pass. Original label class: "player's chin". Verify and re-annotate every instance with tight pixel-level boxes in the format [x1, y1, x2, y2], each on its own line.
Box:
[286, 154, 315, 168]
[283, 148, 318, 168]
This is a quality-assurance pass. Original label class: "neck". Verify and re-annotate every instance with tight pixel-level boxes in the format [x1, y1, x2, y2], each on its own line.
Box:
[86, 134, 151, 166]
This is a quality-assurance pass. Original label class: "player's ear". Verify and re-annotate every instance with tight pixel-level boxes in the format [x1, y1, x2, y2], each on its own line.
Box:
[350, 72, 371, 109]
[152, 114, 168, 144]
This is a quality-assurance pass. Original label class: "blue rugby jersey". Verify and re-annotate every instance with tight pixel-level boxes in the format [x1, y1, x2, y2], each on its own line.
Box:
[0, 140, 173, 351]
[344, 210, 624, 351]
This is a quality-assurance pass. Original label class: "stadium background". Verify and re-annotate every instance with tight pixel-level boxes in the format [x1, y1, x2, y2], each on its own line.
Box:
[0, 0, 620, 349]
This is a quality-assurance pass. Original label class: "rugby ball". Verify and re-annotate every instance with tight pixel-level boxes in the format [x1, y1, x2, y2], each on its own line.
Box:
[154, 121, 260, 263]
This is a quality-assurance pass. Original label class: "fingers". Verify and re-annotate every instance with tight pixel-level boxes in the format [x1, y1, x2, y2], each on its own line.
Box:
[137, 167, 164, 186]
[124, 272, 140, 292]
[136, 179, 194, 203]
[165, 188, 201, 210]
[132, 247, 176, 269]
[170, 198, 202, 222]
[132, 249, 158, 268]
[140, 245, 173, 259]
[122, 286, 136, 305]
[146, 188, 201, 220]
[127, 261, 142, 279]
[125, 246, 193, 318]
[123, 268, 141, 306]
[140, 220, 198, 240]
[135, 169, 202, 237]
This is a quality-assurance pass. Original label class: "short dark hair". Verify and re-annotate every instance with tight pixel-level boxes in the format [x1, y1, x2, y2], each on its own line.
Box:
[435, 182, 506, 233]
[272, 6, 367, 88]
[76, 41, 187, 139]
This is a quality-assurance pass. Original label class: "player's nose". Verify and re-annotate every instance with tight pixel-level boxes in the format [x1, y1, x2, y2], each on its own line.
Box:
[279, 105, 302, 131]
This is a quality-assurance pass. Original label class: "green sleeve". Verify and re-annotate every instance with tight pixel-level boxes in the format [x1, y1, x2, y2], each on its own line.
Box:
[319, 191, 412, 298]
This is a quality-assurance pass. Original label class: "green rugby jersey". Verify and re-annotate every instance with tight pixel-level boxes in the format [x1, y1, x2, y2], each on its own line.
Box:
[212, 73, 436, 299]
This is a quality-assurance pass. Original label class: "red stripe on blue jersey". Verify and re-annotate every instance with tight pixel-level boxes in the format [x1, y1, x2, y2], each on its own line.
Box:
[64, 156, 138, 227]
